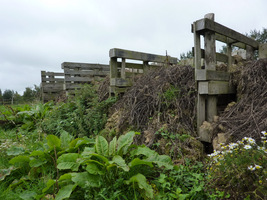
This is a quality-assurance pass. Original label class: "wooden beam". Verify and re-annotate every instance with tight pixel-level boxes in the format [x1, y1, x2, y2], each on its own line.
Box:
[194, 18, 259, 49]
[121, 58, 126, 79]
[198, 81, 236, 95]
[110, 78, 132, 87]
[109, 48, 177, 64]
[62, 62, 109, 70]
[259, 43, 267, 59]
[196, 70, 230, 81]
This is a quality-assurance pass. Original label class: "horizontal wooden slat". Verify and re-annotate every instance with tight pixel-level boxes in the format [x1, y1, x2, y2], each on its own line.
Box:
[198, 81, 236, 95]
[196, 70, 230, 81]
[41, 71, 64, 76]
[110, 78, 132, 87]
[65, 77, 93, 82]
[62, 62, 109, 70]
[194, 18, 259, 49]
[64, 69, 109, 76]
[109, 48, 178, 64]
[42, 77, 65, 82]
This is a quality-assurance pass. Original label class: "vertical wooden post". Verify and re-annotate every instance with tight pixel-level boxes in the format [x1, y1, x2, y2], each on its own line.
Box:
[204, 13, 217, 123]
[121, 58, 126, 79]
[259, 43, 267, 59]
[194, 22, 205, 131]
[227, 44, 232, 71]
[143, 61, 149, 73]
[246, 45, 254, 60]
[110, 57, 118, 95]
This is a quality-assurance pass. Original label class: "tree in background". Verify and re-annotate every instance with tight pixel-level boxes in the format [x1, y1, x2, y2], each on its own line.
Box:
[0, 89, 2, 102]
[248, 28, 267, 43]
[23, 85, 41, 102]
[179, 50, 193, 60]
[2, 90, 14, 104]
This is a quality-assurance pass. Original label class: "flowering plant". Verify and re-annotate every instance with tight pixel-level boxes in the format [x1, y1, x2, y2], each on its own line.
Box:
[207, 131, 267, 199]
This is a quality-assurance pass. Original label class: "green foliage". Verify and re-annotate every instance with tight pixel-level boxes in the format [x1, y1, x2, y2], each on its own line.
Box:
[248, 28, 267, 43]
[41, 84, 117, 137]
[180, 50, 193, 60]
[207, 132, 267, 199]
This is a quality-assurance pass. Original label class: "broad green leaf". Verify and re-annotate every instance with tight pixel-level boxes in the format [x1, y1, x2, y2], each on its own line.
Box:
[57, 153, 80, 171]
[9, 155, 30, 166]
[129, 158, 153, 168]
[29, 158, 47, 168]
[86, 162, 104, 175]
[111, 155, 129, 171]
[57, 162, 80, 171]
[55, 184, 77, 200]
[125, 173, 153, 199]
[6, 146, 25, 156]
[90, 153, 109, 164]
[30, 150, 45, 157]
[57, 153, 79, 163]
[109, 136, 117, 156]
[145, 154, 173, 170]
[130, 146, 155, 157]
[71, 172, 101, 188]
[47, 135, 61, 150]
[0, 166, 16, 181]
[95, 136, 109, 156]
[42, 179, 56, 193]
[58, 173, 72, 182]
[117, 131, 136, 155]
[60, 131, 73, 149]
[19, 191, 37, 200]
[81, 147, 95, 158]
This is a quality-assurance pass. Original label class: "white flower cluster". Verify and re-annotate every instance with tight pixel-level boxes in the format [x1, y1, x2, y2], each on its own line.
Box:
[207, 131, 267, 170]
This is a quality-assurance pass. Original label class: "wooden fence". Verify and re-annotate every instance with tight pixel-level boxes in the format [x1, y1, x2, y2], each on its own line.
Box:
[61, 62, 110, 94]
[109, 48, 178, 94]
[192, 13, 261, 142]
[41, 71, 65, 102]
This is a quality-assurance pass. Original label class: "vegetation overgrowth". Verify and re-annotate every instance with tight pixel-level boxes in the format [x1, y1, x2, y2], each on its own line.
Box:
[0, 83, 266, 199]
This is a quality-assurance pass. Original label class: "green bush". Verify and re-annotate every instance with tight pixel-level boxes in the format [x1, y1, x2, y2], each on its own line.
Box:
[207, 131, 267, 199]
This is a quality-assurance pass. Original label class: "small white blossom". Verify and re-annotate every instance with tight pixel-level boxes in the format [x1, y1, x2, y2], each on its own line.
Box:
[248, 165, 255, 171]
[257, 146, 265, 151]
[261, 131, 267, 136]
[244, 145, 252, 150]
[255, 165, 262, 169]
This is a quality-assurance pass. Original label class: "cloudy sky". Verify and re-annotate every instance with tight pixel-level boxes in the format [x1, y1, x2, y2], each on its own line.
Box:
[0, 0, 266, 94]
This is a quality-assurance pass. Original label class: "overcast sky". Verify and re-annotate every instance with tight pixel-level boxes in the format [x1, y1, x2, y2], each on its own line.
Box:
[0, 0, 266, 94]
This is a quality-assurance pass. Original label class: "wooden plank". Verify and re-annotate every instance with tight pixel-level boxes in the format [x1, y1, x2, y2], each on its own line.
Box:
[109, 86, 127, 94]
[65, 77, 93, 82]
[41, 72, 64, 76]
[195, 18, 259, 49]
[110, 57, 118, 79]
[121, 58, 126, 79]
[62, 62, 109, 70]
[197, 93, 206, 135]
[42, 77, 65, 82]
[259, 43, 267, 59]
[110, 78, 132, 87]
[196, 70, 230, 81]
[109, 48, 177, 64]
[193, 25, 202, 70]
[64, 69, 109, 76]
[215, 33, 246, 49]
[204, 16, 216, 71]
[198, 81, 236, 95]
[193, 47, 234, 63]
[246, 45, 254, 60]
[207, 96, 217, 122]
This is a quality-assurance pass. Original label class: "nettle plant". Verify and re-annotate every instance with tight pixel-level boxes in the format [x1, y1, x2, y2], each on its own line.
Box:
[207, 131, 267, 200]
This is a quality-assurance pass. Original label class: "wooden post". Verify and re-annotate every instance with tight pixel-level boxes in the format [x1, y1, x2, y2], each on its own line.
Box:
[227, 44, 232, 71]
[259, 43, 267, 59]
[194, 22, 205, 131]
[143, 61, 149, 73]
[121, 58, 126, 79]
[246, 45, 254, 60]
